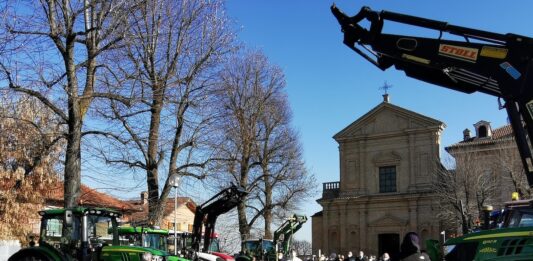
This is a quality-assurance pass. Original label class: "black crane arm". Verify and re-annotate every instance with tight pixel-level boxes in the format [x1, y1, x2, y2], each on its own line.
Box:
[191, 184, 247, 253]
[331, 4, 533, 187]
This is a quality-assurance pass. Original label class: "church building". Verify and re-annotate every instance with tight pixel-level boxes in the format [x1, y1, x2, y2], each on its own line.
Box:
[312, 95, 444, 258]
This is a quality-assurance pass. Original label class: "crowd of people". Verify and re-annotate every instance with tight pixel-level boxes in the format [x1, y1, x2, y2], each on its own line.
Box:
[317, 250, 389, 261]
[314, 232, 430, 261]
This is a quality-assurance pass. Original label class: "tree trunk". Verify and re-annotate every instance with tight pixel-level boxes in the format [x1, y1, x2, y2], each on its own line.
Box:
[147, 167, 161, 225]
[63, 34, 81, 208]
[238, 201, 250, 240]
[147, 87, 164, 225]
[461, 213, 469, 235]
[63, 104, 82, 208]
[263, 171, 273, 239]
[238, 155, 250, 239]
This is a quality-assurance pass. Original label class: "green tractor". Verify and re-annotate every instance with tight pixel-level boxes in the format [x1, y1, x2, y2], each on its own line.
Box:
[443, 198, 533, 260]
[273, 215, 307, 261]
[236, 214, 307, 261]
[115, 226, 189, 261]
[237, 239, 276, 261]
[8, 207, 171, 261]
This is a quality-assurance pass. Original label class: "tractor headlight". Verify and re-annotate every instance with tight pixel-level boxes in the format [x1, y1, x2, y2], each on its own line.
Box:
[142, 252, 153, 261]
[142, 252, 164, 261]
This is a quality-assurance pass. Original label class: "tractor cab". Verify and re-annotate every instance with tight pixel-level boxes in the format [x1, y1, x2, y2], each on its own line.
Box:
[9, 207, 121, 260]
[501, 198, 533, 228]
[116, 226, 188, 261]
[236, 239, 276, 261]
[443, 199, 533, 261]
[9, 207, 172, 261]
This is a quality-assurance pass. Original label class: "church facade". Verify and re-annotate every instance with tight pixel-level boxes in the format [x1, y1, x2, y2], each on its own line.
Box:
[312, 95, 444, 258]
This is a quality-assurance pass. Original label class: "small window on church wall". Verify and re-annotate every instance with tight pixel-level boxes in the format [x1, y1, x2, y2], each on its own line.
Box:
[478, 125, 488, 138]
[379, 166, 396, 193]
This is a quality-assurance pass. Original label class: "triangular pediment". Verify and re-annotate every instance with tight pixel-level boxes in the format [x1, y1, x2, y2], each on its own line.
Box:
[334, 102, 444, 141]
[368, 214, 408, 227]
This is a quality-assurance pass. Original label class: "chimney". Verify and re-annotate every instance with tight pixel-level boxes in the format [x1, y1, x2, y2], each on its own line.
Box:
[383, 94, 390, 103]
[141, 191, 148, 205]
[463, 128, 471, 141]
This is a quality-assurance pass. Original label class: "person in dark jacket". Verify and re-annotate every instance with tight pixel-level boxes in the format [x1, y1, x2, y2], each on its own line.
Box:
[354, 251, 367, 261]
[398, 232, 431, 261]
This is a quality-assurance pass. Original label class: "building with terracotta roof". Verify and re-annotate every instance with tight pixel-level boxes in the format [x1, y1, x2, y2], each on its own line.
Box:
[446, 121, 528, 206]
[126, 192, 197, 233]
[46, 183, 139, 214]
[21, 182, 141, 235]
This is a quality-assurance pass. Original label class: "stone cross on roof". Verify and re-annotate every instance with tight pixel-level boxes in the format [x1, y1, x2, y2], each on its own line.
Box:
[379, 81, 392, 103]
[379, 81, 393, 94]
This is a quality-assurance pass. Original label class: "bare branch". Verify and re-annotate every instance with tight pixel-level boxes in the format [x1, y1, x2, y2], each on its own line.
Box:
[105, 158, 146, 169]
[81, 130, 129, 145]
[92, 92, 131, 106]
[1, 62, 68, 122]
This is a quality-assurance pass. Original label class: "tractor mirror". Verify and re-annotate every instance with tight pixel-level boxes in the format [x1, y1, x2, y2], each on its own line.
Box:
[64, 210, 73, 227]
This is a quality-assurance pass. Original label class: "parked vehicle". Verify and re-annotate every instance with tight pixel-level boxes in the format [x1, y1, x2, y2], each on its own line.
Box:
[9, 207, 167, 261]
[444, 198, 533, 260]
[236, 214, 307, 261]
[187, 184, 247, 261]
[236, 239, 275, 261]
[116, 226, 189, 261]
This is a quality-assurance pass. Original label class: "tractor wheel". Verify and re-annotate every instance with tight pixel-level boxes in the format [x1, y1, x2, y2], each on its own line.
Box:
[8, 249, 53, 261]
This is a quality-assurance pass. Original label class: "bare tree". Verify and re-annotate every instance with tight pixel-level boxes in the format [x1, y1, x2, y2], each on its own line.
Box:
[213, 50, 315, 240]
[215, 211, 242, 254]
[0, 0, 133, 207]
[255, 98, 316, 239]
[493, 140, 531, 198]
[292, 240, 312, 256]
[213, 50, 284, 238]
[433, 153, 498, 234]
[91, 0, 235, 225]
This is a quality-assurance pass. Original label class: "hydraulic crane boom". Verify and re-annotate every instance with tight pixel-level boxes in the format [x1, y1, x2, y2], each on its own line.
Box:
[191, 184, 247, 253]
[273, 214, 307, 258]
[331, 4, 533, 187]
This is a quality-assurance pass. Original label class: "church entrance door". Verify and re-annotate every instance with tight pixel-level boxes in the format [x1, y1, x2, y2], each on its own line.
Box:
[378, 233, 399, 260]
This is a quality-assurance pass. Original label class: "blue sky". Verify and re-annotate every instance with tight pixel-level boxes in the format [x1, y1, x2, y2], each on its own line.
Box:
[224, 0, 533, 241]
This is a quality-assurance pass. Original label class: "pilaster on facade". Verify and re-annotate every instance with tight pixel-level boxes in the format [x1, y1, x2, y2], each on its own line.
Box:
[408, 198, 419, 231]
[408, 133, 416, 191]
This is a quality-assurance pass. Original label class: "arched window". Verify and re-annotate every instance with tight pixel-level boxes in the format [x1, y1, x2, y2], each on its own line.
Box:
[478, 125, 488, 138]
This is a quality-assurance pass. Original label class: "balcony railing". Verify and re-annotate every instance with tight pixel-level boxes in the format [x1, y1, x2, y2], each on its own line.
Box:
[322, 181, 340, 199]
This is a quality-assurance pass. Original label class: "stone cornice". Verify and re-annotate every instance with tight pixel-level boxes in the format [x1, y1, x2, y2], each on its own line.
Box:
[316, 191, 435, 205]
[336, 126, 443, 143]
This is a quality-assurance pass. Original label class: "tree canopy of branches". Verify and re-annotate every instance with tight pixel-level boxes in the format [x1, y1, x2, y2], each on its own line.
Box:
[255, 99, 315, 239]
[0, 0, 134, 208]
[0, 93, 64, 243]
[292, 239, 312, 256]
[493, 141, 531, 198]
[433, 154, 499, 234]
[213, 50, 316, 240]
[90, 0, 236, 225]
